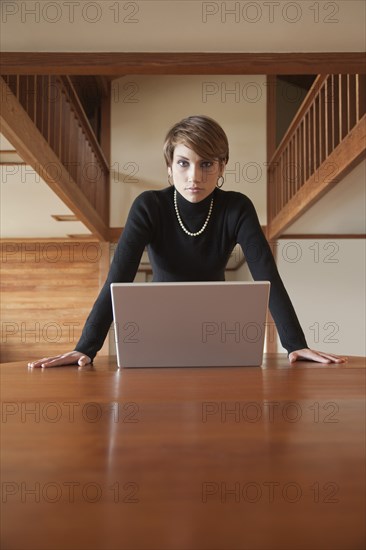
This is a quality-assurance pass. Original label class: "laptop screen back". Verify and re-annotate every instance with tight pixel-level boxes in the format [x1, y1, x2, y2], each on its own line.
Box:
[111, 281, 270, 367]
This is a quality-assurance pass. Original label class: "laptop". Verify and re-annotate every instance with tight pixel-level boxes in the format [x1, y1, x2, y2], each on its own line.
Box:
[110, 281, 270, 368]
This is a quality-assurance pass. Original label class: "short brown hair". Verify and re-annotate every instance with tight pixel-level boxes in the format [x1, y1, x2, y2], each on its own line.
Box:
[163, 115, 229, 167]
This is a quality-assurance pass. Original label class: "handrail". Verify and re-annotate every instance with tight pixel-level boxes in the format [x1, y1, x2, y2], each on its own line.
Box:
[269, 75, 327, 165]
[59, 76, 109, 171]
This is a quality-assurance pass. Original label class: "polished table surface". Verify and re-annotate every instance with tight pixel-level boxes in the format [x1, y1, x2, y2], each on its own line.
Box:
[1, 354, 365, 550]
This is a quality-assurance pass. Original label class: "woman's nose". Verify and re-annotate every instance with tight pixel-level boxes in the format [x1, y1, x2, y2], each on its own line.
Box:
[188, 164, 200, 182]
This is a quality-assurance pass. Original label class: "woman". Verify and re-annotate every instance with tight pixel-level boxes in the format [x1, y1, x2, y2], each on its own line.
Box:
[28, 115, 346, 368]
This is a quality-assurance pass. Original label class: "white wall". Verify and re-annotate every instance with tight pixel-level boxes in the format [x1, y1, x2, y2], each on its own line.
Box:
[229, 239, 366, 356]
[283, 160, 366, 234]
[1, 1, 364, 52]
[276, 161, 366, 356]
[276, 239, 365, 356]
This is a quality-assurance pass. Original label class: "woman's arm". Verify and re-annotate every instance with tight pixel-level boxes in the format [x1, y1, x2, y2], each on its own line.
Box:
[235, 195, 346, 364]
[29, 192, 157, 368]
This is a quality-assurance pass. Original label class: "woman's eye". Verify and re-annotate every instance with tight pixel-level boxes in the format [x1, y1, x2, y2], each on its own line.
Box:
[201, 161, 216, 170]
[177, 160, 188, 167]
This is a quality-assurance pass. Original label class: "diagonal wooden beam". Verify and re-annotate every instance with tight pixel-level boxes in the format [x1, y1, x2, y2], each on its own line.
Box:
[267, 114, 366, 240]
[0, 77, 109, 241]
[108, 227, 123, 242]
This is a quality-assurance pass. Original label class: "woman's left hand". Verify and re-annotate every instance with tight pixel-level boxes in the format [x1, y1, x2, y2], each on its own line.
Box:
[288, 348, 348, 364]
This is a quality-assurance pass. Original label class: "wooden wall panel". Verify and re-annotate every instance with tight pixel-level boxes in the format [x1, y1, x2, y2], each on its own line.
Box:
[0, 240, 109, 363]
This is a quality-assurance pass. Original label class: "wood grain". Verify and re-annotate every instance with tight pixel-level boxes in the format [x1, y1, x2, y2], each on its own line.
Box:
[1, 52, 365, 75]
[0, 240, 109, 362]
[1, 354, 365, 550]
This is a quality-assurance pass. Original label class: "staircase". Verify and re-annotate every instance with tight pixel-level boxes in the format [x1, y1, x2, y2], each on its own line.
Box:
[1, 75, 110, 240]
[267, 74, 366, 239]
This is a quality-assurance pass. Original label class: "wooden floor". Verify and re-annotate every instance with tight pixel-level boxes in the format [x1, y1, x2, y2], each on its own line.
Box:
[1, 354, 365, 550]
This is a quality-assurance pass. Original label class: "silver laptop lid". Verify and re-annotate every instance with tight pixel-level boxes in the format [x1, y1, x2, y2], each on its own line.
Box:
[111, 281, 270, 368]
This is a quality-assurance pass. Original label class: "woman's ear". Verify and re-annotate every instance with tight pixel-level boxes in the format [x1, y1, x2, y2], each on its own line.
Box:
[167, 166, 173, 186]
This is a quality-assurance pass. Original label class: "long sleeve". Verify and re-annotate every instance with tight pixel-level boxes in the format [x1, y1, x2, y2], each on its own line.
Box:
[75, 192, 157, 360]
[235, 195, 308, 354]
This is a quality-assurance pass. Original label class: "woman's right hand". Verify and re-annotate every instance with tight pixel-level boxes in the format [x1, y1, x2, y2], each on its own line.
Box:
[28, 351, 91, 369]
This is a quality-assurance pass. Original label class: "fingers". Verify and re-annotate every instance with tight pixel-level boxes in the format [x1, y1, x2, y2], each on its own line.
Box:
[28, 355, 62, 368]
[78, 358, 93, 372]
[34, 356, 74, 368]
[315, 352, 348, 363]
[289, 348, 348, 364]
[305, 350, 332, 363]
[77, 355, 92, 368]
[27, 352, 91, 369]
[307, 350, 348, 363]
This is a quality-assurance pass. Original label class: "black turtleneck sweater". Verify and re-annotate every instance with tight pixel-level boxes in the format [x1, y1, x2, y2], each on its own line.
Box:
[75, 186, 307, 360]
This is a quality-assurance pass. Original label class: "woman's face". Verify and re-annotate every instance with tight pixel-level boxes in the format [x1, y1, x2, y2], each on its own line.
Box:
[168, 143, 224, 203]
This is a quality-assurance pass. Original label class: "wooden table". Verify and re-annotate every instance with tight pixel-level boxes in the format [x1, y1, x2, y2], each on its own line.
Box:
[1, 355, 365, 550]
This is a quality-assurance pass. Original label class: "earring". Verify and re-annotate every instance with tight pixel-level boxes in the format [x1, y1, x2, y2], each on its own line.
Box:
[217, 176, 224, 188]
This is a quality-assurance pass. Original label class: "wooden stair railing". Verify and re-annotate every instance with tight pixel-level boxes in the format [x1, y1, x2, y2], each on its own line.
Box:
[1, 75, 110, 240]
[267, 74, 366, 240]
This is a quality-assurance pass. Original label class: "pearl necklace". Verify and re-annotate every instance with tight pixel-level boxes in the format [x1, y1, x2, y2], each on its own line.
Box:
[174, 189, 214, 237]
